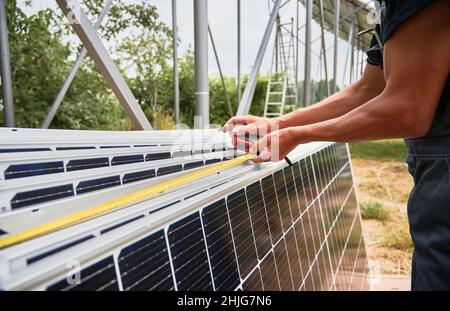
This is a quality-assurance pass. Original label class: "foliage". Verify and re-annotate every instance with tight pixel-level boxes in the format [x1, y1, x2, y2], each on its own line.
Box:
[350, 140, 408, 162]
[360, 201, 390, 222]
[384, 221, 413, 251]
[0, 1, 334, 130]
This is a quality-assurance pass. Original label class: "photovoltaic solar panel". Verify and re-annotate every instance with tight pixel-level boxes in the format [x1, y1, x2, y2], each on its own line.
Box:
[1, 142, 369, 291]
[47, 256, 119, 291]
[226, 189, 258, 280]
[118, 229, 174, 291]
[201, 199, 240, 291]
[167, 212, 213, 291]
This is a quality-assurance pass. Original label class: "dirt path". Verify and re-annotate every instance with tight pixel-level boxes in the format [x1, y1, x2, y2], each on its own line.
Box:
[352, 159, 414, 275]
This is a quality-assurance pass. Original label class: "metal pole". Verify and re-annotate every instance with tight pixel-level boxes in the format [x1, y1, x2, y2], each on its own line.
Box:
[295, 0, 299, 106]
[303, 0, 312, 106]
[55, 0, 152, 130]
[193, 0, 209, 128]
[333, 0, 340, 93]
[349, 24, 355, 84]
[318, 0, 330, 97]
[237, 0, 241, 104]
[42, 0, 113, 129]
[342, 18, 354, 86]
[172, 0, 180, 125]
[208, 25, 233, 117]
[237, 0, 282, 116]
[0, 0, 15, 127]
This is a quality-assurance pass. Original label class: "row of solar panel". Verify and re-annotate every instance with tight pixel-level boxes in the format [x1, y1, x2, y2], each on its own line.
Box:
[45, 143, 367, 291]
[2, 145, 235, 181]
[8, 154, 232, 211]
[0, 142, 230, 154]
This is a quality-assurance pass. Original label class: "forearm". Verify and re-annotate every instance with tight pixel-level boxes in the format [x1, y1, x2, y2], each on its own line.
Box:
[275, 80, 379, 129]
[289, 91, 428, 143]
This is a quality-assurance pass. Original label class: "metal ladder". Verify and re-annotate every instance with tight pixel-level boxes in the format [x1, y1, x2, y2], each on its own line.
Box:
[264, 18, 297, 118]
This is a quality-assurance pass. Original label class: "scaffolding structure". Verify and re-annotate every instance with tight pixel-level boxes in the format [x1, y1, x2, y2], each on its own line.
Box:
[0, 0, 374, 129]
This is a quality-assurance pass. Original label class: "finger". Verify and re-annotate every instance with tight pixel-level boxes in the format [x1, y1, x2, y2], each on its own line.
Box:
[233, 136, 252, 152]
[249, 134, 271, 155]
[252, 147, 272, 163]
[232, 125, 260, 138]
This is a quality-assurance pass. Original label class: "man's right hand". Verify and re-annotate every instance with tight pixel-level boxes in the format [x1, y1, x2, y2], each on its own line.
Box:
[222, 115, 281, 151]
[222, 115, 279, 136]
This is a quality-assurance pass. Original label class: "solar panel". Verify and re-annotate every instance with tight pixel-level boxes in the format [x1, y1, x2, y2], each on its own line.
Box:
[0, 128, 369, 291]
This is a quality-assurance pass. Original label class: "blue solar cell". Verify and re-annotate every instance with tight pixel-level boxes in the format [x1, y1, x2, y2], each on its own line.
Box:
[122, 169, 156, 184]
[245, 181, 272, 260]
[157, 165, 182, 176]
[260, 251, 280, 290]
[4, 161, 65, 179]
[27, 235, 95, 264]
[261, 175, 283, 244]
[100, 215, 145, 234]
[56, 146, 95, 151]
[76, 176, 121, 195]
[273, 170, 293, 232]
[145, 152, 171, 161]
[226, 189, 258, 280]
[0, 148, 51, 153]
[167, 212, 213, 291]
[183, 161, 204, 170]
[274, 238, 294, 290]
[111, 154, 144, 166]
[47, 256, 119, 291]
[201, 199, 240, 291]
[118, 229, 174, 291]
[243, 268, 263, 291]
[66, 157, 109, 172]
[205, 158, 221, 165]
[11, 184, 74, 209]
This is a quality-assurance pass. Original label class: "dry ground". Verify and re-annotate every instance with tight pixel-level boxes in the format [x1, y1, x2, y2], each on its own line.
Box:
[350, 141, 414, 276]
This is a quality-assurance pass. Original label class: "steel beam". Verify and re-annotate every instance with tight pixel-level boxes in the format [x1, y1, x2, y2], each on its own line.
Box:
[237, 0, 281, 116]
[193, 0, 209, 128]
[172, 0, 180, 125]
[42, 0, 113, 129]
[333, 0, 340, 93]
[208, 25, 233, 117]
[55, 0, 152, 130]
[303, 0, 312, 106]
[237, 0, 241, 104]
[0, 0, 14, 127]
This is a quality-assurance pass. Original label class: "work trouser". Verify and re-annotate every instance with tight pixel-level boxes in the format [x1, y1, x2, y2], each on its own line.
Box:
[405, 138, 450, 291]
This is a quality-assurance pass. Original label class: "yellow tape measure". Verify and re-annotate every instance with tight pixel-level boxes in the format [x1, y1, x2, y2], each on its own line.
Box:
[0, 154, 254, 250]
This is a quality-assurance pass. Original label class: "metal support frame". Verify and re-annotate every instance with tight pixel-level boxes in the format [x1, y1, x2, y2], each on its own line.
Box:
[342, 18, 355, 86]
[55, 0, 152, 130]
[318, 0, 330, 97]
[193, 0, 209, 128]
[237, 0, 282, 116]
[172, 0, 180, 125]
[333, 0, 340, 93]
[303, 0, 312, 107]
[208, 25, 233, 117]
[295, 0, 299, 106]
[0, 0, 15, 127]
[237, 0, 241, 105]
[42, 0, 113, 129]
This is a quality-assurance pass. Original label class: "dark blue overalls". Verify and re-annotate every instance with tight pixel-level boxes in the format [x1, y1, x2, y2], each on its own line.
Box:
[367, 0, 450, 290]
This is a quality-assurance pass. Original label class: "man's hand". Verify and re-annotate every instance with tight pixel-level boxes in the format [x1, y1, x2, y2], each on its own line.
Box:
[249, 128, 300, 163]
[222, 115, 278, 134]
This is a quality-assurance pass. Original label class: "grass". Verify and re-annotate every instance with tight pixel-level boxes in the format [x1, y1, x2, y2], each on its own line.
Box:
[384, 222, 414, 251]
[349, 139, 408, 162]
[360, 201, 390, 222]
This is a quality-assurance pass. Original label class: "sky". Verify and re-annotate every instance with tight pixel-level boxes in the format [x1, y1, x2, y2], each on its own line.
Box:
[19, 0, 368, 88]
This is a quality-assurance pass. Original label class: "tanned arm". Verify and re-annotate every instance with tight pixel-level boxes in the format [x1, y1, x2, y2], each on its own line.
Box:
[250, 0, 450, 162]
